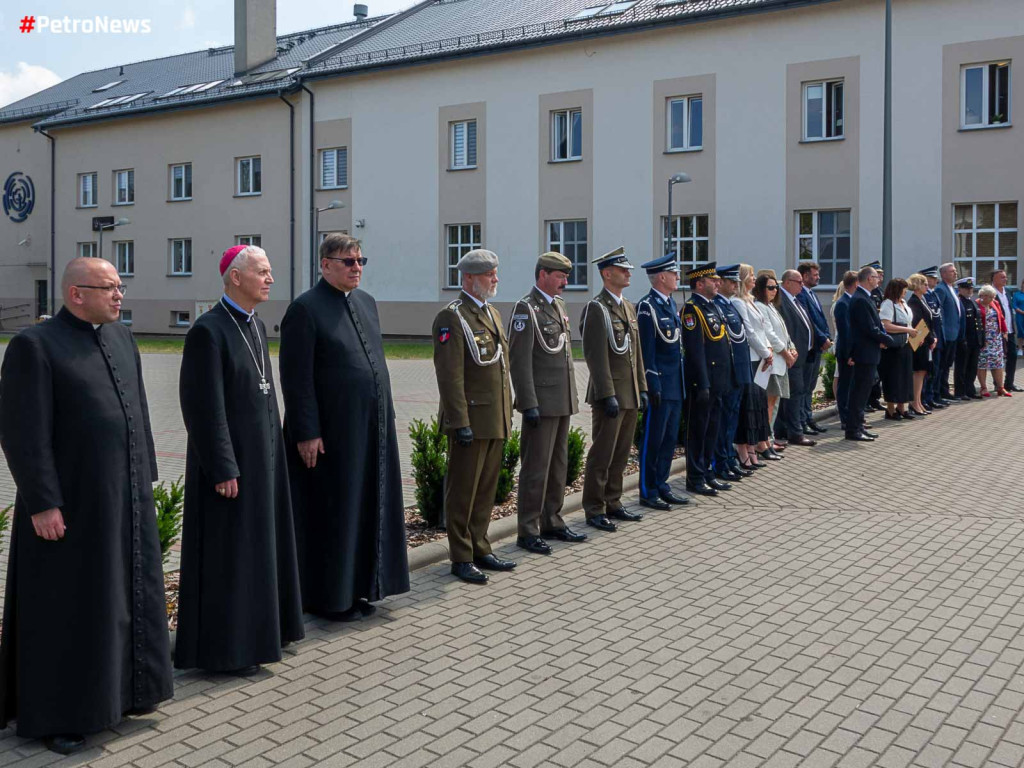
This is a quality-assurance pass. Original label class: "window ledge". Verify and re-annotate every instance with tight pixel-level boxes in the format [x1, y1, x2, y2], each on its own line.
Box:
[447, 166, 478, 172]
[317, 185, 349, 191]
[549, 158, 583, 164]
[168, 273, 193, 278]
[799, 136, 845, 144]
[959, 123, 1012, 132]
[112, 202, 135, 207]
[443, 286, 462, 291]
[234, 192, 263, 198]
[563, 286, 589, 291]
[118, 273, 134, 278]
[664, 147, 703, 154]
[77, 204, 98, 209]
[168, 197, 193, 203]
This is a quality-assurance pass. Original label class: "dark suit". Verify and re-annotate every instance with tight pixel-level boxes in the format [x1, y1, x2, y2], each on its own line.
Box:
[936, 282, 965, 398]
[796, 287, 832, 426]
[832, 292, 853, 427]
[955, 294, 983, 397]
[923, 289, 944, 404]
[778, 290, 812, 441]
[846, 287, 894, 437]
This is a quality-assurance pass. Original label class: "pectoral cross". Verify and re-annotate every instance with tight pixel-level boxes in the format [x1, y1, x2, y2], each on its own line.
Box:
[259, 377, 270, 395]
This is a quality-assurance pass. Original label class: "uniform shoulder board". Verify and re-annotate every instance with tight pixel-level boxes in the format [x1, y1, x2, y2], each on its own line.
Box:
[446, 298, 463, 311]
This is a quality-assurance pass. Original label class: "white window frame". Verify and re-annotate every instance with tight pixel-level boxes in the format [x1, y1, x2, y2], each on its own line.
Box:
[662, 214, 710, 274]
[666, 95, 703, 152]
[79, 173, 98, 207]
[119, 309, 133, 326]
[953, 202, 1018, 282]
[546, 220, 589, 289]
[170, 163, 192, 200]
[445, 224, 482, 289]
[795, 209, 853, 287]
[319, 147, 348, 189]
[170, 239, 193, 276]
[236, 235, 262, 247]
[449, 120, 478, 170]
[551, 108, 583, 162]
[114, 169, 135, 205]
[236, 156, 262, 196]
[960, 62, 1012, 129]
[78, 242, 97, 259]
[173, 311, 191, 327]
[114, 241, 135, 277]
[802, 79, 845, 141]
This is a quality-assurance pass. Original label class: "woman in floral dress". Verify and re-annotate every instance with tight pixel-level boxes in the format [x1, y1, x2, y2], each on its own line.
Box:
[976, 284, 1009, 397]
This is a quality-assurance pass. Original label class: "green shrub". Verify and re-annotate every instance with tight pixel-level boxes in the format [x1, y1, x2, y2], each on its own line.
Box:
[494, 429, 521, 505]
[409, 417, 448, 527]
[633, 410, 646, 450]
[0, 504, 10, 554]
[566, 427, 586, 487]
[820, 351, 837, 401]
[152, 477, 184, 565]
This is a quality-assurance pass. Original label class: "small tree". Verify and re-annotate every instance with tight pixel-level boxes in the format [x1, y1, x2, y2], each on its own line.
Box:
[0, 504, 10, 555]
[820, 351, 838, 401]
[565, 427, 586, 487]
[152, 477, 184, 565]
[409, 417, 448, 527]
[494, 429, 521, 504]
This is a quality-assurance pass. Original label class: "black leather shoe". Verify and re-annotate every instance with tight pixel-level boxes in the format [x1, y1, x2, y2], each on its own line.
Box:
[845, 434, 874, 442]
[930, 400, 947, 409]
[861, 429, 879, 438]
[639, 496, 671, 511]
[788, 436, 817, 447]
[707, 477, 732, 491]
[474, 554, 517, 571]
[802, 424, 818, 436]
[357, 600, 376, 617]
[868, 400, 884, 411]
[758, 449, 782, 461]
[318, 606, 362, 622]
[516, 536, 552, 555]
[225, 665, 262, 677]
[1011, 385, 1024, 392]
[659, 490, 690, 505]
[586, 515, 617, 532]
[608, 507, 643, 522]
[685, 482, 718, 496]
[541, 526, 587, 542]
[807, 421, 828, 433]
[730, 463, 754, 477]
[45, 735, 86, 755]
[959, 395, 972, 401]
[125, 704, 158, 717]
[451, 562, 488, 583]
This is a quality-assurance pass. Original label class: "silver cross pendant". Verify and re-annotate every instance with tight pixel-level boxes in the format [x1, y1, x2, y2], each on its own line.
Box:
[259, 378, 270, 395]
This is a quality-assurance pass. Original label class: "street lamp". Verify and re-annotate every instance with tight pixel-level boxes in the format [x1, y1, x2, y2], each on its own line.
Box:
[313, 200, 345, 285]
[98, 216, 130, 260]
[667, 173, 692, 257]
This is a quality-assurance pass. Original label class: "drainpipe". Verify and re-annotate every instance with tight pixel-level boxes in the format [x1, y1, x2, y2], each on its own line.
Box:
[36, 127, 56, 315]
[279, 92, 296, 301]
[882, 0, 893, 277]
[300, 84, 316, 290]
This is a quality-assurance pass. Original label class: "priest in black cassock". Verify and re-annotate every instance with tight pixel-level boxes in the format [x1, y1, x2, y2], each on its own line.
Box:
[280, 234, 409, 622]
[175, 244, 304, 674]
[0, 258, 173, 754]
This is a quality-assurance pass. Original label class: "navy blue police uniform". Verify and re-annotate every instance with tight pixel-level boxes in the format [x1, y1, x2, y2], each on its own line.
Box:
[920, 266, 946, 408]
[711, 264, 752, 481]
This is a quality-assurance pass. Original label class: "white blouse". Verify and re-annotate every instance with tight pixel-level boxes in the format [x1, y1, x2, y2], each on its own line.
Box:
[733, 296, 771, 361]
[879, 298, 911, 327]
[755, 300, 793, 353]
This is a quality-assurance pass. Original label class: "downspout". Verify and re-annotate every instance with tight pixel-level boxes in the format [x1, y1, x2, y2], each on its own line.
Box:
[300, 84, 316, 290]
[882, 0, 893, 277]
[279, 92, 296, 301]
[36, 127, 56, 315]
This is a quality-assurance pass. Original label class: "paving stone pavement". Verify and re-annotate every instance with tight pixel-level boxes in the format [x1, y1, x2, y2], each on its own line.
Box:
[0, 379, 1022, 766]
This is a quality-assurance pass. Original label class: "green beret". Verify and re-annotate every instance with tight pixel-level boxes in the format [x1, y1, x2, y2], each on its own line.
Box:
[457, 249, 499, 275]
[537, 251, 573, 273]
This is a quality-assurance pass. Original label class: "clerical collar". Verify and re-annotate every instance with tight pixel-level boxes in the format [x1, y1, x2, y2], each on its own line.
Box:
[535, 286, 555, 304]
[652, 288, 671, 303]
[222, 293, 255, 322]
[603, 288, 623, 306]
[463, 291, 487, 309]
[57, 306, 100, 331]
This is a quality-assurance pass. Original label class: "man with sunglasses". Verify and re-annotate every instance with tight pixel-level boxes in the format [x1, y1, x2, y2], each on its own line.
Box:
[280, 234, 409, 618]
[0, 257, 173, 753]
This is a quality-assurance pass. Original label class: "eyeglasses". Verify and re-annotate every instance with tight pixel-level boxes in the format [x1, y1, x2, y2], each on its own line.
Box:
[324, 256, 368, 267]
[766, 285, 779, 291]
[75, 284, 127, 295]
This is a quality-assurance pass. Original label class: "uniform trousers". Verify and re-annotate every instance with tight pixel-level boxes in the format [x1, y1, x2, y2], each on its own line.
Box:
[939, 340, 958, 398]
[685, 392, 721, 484]
[954, 342, 981, 397]
[582, 407, 637, 518]
[445, 437, 502, 562]
[713, 387, 742, 468]
[639, 399, 682, 499]
[1005, 331, 1018, 388]
[846, 362, 877, 438]
[516, 415, 571, 537]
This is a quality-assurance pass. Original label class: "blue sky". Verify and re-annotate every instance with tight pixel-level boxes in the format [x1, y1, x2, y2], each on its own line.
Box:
[0, 0, 411, 107]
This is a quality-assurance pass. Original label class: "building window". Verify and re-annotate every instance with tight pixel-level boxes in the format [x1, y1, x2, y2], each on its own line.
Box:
[114, 169, 135, 205]
[446, 224, 481, 289]
[551, 108, 583, 161]
[961, 62, 1011, 128]
[547, 220, 588, 288]
[803, 80, 844, 141]
[236, 235, 262, 247]
[171, 163, 192, 200]
[120, 309, 133, 325]
[320, 147, 348, 189]
[450, 120, 478, 169]
[667, 96, 703, 151]
[662, 215, 710, 273]
[78, 242, 97, 259]
[170, 239, 193, 275]
[173, 311, 191, 327]
[237, 156, 262, 196]
[79, 173, 98, 207]
[114, 241, 134, 276]
[954, 202, 1018, 284]
[796, 210, 852, 286]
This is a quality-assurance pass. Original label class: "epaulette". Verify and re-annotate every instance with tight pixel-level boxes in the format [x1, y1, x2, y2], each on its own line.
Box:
[446, 299, 463, 311]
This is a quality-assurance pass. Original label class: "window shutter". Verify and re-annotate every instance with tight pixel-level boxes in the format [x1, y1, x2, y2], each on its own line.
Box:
[338, 148, 348, 187]
[452, 123, 466, 167]
[322, 149, 336, 188]
[466, 121, 477, 167]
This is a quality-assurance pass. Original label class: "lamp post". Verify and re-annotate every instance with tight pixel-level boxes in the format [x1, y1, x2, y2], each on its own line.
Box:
[313, 200, 345, 286]
[98, 216, 130, 261]
[667, 173, 692, 257]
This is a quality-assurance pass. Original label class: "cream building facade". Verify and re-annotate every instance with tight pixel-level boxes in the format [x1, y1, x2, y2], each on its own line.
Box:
[0, 0, 1020, 336]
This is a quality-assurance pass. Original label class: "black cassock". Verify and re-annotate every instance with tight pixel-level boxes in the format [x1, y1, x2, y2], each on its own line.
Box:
[0, 309, 173, 738]
[175, 301, 304, 671]
[280, 280, 409, 614]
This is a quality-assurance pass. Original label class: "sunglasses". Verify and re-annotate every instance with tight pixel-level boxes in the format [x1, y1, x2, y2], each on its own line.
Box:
[766, 285, 779, 290]
[324, 256, 368, 267]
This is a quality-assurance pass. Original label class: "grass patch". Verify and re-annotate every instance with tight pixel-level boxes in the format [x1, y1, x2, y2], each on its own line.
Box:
[132, 336, 436, 360]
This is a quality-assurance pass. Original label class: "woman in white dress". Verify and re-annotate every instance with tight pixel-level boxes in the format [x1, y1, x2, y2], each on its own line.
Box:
[753, 272, 797, 456]
[731, 264, 774, 465]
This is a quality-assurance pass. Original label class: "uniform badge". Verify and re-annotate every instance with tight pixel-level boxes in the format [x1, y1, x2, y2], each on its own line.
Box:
[683, 314, 696, 331]
[513, 320, 526, 332]
[438, 327, 451, 344]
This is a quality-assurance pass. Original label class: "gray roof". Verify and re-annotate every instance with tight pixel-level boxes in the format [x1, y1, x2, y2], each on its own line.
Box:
[1, 0, 834, 129]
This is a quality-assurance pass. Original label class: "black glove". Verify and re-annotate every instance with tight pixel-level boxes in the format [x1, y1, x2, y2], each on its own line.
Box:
[523, 407, 541, 428]
[603, 396, 620, 419]
[695, 388, 710, 405]
[650, 391, 662, 410]
[455, 426, 474, 447]
[639, 392, 650, 412]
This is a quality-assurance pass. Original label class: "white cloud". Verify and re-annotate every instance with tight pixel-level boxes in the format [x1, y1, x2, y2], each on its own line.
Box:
[0, 62, 62, 109]
[180, 5, 197, 29]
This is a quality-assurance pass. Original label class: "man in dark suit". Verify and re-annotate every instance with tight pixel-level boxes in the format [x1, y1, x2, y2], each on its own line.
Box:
[796, 262, 833, 434]
[921, 266, 948, 409]
[777, 270, 816, 447]
[936, 262, 965, 400]
[954, 277, 984, 399]
[845, 266, 894, 442]
[831, 270, 858, 430]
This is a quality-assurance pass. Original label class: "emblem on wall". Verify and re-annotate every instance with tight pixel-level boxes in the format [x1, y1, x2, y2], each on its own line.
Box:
[3, 172, 35, 223]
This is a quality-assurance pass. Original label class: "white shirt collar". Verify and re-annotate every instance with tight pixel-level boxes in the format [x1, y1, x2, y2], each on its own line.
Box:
[464, 291, 487, 309]
[535, 286, 555, 304]
[781, 287, 799, 303]
[604, 289, 623, 306]
[652, 288, 671, 303]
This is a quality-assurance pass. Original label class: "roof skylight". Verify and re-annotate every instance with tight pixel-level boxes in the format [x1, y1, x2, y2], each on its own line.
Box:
[570, 6, 604, 19]
[92, 80, 125, 92]
[157, 80, 226, 99]
[598, 0, 638, 15]
[86, 93, 149, 110]
[228, 67, 301, 87]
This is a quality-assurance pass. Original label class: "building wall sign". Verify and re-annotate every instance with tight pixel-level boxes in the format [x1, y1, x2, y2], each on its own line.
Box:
[3, 172, 35, 223]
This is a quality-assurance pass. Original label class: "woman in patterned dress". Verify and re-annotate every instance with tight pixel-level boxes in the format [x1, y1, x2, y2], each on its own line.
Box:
[976, 284, 1009, 397]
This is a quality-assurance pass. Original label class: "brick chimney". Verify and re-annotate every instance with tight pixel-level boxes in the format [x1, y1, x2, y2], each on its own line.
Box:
[234, 0, 277, 75]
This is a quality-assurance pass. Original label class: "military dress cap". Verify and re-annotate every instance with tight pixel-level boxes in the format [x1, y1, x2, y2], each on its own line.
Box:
[592, 246, 635, 271]
[717, 263, 741, 281]
[685, 261, 718, 280]
[640, 252, 680, 275]
[457, 249, 499, 275]
[537, 251, 573, 273]
[955, 276, 976, 288]
[863, 260, 883, 271]
[920, 265, 940, 277]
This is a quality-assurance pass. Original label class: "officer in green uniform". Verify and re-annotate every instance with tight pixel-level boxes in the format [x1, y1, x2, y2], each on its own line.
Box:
[509, 252, 587, 556]
[432, 249, 516, 584]
[580, 247, 649, 532]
